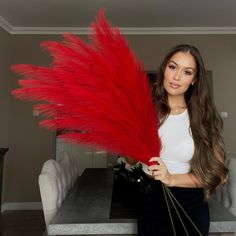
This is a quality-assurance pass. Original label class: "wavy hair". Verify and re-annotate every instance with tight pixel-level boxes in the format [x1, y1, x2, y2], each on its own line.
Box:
[153, 44, 228, 196]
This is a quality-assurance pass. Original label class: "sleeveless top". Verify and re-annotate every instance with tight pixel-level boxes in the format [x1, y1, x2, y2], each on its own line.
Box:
[142, 109, 194, 175]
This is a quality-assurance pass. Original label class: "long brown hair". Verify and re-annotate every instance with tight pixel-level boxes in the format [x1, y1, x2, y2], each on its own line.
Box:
[154, 44, 228, 196]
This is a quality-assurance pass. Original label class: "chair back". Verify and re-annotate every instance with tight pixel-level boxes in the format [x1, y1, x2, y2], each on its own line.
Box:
[214, 154, 236, 216]
[227, 155, 236, 216]
[38, 159, 62, 228]
[57, 152, 73, 195]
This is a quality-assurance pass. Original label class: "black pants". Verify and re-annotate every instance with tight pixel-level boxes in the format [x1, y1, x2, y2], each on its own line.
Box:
[137, 175, 209, 236]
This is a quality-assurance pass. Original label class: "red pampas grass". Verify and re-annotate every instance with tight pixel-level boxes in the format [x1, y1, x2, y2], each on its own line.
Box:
[11, 9, 160, 165]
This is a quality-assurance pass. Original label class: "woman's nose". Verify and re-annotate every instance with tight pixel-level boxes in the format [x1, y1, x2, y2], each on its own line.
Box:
[173, 70, 181, 81]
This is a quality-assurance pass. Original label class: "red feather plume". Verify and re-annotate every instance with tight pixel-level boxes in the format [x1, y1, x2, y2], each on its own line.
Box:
[11, 9, 160, 165]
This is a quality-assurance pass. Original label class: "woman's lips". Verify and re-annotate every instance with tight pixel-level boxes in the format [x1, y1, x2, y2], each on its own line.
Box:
[169, 82, 181, 89]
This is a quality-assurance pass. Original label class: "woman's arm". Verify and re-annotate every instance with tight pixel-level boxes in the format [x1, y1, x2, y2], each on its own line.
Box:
[169, 172, 202, 188]
[148, 157, 202, 188]
[149, 145, 227, 188]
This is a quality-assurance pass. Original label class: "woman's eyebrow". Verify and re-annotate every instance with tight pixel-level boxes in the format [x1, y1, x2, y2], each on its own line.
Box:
[169, 60, 195, 71]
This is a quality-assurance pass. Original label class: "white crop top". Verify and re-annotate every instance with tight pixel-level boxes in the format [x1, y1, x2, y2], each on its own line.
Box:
[142, 109, 194, 175]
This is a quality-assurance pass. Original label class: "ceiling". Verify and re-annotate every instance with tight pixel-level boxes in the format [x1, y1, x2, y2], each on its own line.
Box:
[1, 0, 236, 34]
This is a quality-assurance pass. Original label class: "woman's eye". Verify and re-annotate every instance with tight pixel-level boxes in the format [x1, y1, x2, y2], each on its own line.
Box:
[168, 65, 176, 70]
[184, 71, 192, 76]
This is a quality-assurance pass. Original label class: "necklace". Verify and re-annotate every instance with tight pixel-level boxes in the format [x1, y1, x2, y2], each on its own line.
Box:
[170, 106, 186, 114]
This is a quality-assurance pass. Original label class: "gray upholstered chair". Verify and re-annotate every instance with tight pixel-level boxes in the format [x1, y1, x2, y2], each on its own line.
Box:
[38, 159, 64, 229]
[214, 153, 236, 217]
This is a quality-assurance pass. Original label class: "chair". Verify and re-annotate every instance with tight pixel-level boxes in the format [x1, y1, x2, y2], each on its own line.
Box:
[38, 159, 62, 229]
[227, 155, 236, 216]
[57, 151, 73, 195]
[214, 153, 236, 217]
[68, 152, 80, 185]
[52, 160, 65, 206]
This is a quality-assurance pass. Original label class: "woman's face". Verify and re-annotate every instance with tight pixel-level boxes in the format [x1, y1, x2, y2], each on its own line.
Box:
[163, 51, 197, 97]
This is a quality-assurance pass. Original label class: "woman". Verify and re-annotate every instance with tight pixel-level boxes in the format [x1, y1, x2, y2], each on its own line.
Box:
[126, 44, 228, 236]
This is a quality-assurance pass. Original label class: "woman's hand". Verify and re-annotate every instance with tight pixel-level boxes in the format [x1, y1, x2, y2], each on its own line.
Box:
[148, 157, 173, 186]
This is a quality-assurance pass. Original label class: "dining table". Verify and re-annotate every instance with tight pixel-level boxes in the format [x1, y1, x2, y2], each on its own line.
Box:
[48, 168, 236, 235]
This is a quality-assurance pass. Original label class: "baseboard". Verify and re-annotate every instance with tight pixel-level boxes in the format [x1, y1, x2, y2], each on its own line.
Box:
[1, 202, 42, 212]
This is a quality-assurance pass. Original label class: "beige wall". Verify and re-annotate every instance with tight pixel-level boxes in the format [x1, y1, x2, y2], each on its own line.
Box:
[2, 34, 57, 203]
[0, 27, 11, 203]
[1, 32, 236, 203]
[0, 27, 11, 147]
